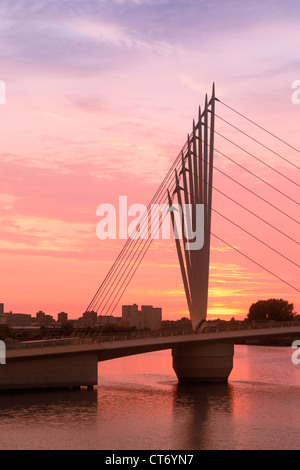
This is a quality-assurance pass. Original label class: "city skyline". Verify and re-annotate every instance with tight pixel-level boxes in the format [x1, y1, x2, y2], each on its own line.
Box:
[0, 0, 299, 322]
[0, 300, 164, 324]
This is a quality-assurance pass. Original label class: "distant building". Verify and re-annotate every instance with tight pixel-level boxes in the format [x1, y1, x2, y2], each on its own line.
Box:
[141, 305, 162, 330]
[35, 310, 54, 326]
[97, 315, 120, 326]
[36, 310, 45, 324]
[82, 310, 97, 326]
[6, 312, 33, 327]
[57, 312, 68, 324]
[122, 304, 140, 328]
[0, 303, 34, 327]
[122, 304, 162, 330]
[0, 303, 5, 325]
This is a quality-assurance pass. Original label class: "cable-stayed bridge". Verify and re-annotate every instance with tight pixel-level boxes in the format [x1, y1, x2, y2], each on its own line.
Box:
[1, 84, 299, 390]
[84, 84, 299, 332]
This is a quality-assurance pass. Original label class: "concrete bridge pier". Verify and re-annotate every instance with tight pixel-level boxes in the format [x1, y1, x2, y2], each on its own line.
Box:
[0, 353, 98, 391]
[172, 342, 234, 383]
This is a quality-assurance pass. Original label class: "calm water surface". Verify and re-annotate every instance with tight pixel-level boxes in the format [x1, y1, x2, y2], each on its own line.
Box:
[0, 345, 300, 450]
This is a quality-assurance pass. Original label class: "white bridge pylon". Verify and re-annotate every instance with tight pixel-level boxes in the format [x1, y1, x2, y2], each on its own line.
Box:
[84, 85, 217, 337]
[168, 84, 216, 331]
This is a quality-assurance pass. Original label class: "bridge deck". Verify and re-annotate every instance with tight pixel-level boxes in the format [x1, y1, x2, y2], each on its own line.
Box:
[5, 322, 300, 362]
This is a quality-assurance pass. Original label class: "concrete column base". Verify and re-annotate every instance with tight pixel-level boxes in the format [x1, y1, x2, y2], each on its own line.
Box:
[172, 342, 234, 383]
[0, 353, 98, 391]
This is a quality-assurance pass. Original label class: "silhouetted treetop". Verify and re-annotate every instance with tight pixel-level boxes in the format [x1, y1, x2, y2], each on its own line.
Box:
[247, 298, 296, 322]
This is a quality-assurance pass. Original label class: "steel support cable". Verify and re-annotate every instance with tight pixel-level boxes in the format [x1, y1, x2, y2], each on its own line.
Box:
[86, 139, 188, 313]
[87, 105, 213, 314]
[184, 184, 299, 269]
[215, 113, 300, 179]
[202, 124, 300, 207]
[210, 232, 300, 293]
[98, 128, 212, 318]
[105, 190, 300, 324]
[94, 214, 299, 338]
[89, 152, 190, 315]
[90, 167, 180, 314]
[187, 167, 299, 245]
[212, 144, 300, 215]
[213, 207, 300, 267]
[88, 113, 211, 314]
[106, 180, 300, 324]
[90, 199, 175, 342]
[92, 154, 200, 316]
[93, 187, 175, 316]
[91, 169, 300, 335]
[86, 99, 300, 332]
[213, 164, 299, 225]
[94, 135, 206, 319]
[89, 140, 298, 316]
[99, 203, 173, 320]
[86, 156, 298, 318]
[87, 103, 213, 315]
[91, 206, 172, 339]
[96, 157, 300, 322]
[178, 187, 300, 294]
[193, 134, 299, 223]
[219, 100, 300, 162]
[214, 129, 300, 190]
[87, 149, 184, 306]
[100, 168, 211, 323]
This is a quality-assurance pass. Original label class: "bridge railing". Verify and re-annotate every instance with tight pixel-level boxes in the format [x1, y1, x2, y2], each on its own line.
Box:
[200, 320, 300, 334]
[5, 337, 92, 350]
[5, 329, 195, 350]
[5, 321, 300, 350]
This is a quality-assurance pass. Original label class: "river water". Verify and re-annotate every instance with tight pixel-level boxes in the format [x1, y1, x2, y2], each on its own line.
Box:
[0, 344, 299, 450]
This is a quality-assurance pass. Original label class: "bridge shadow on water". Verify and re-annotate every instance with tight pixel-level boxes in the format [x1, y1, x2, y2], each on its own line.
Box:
[171, 382, 234, 449]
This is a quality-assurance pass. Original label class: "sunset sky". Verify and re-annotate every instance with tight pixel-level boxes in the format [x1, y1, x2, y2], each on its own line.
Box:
[1, 0, 299, 321]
